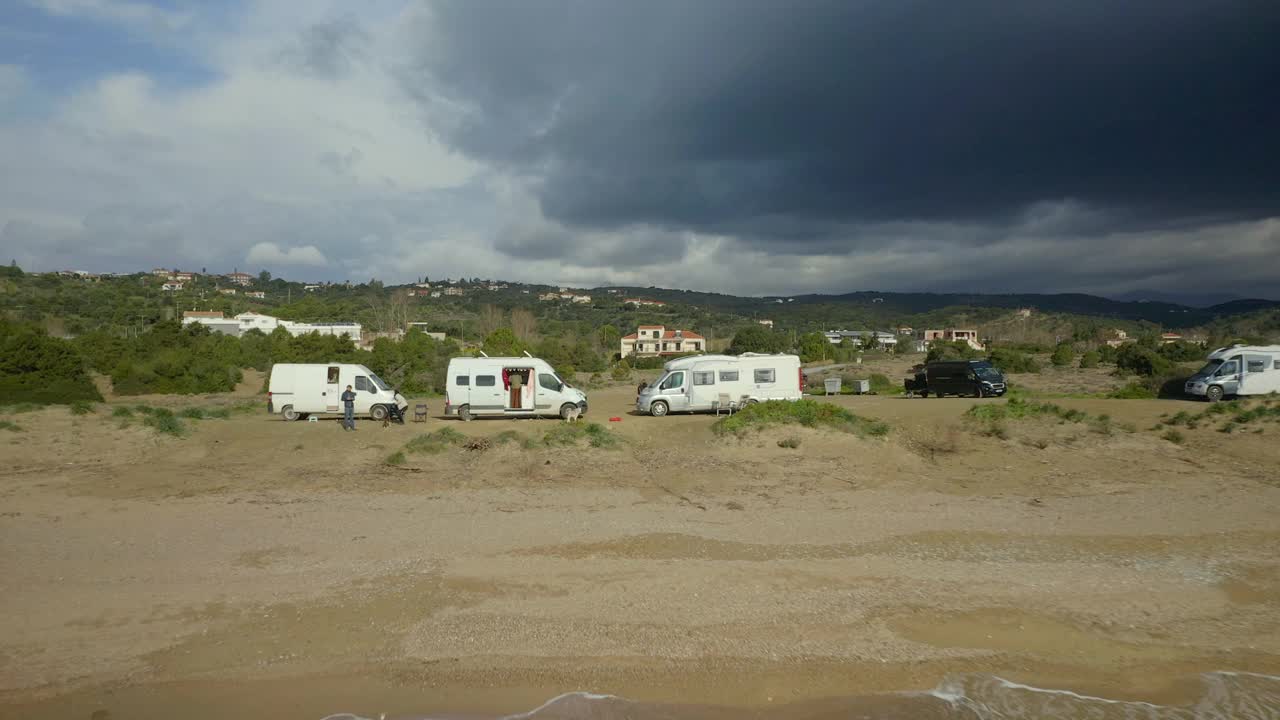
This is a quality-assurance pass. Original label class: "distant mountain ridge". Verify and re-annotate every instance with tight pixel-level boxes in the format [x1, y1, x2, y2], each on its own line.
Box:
[597, 286, 1280, 328]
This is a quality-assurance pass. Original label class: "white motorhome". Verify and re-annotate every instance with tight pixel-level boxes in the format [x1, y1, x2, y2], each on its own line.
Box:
[1184, 345, 1280, 401]
[268, 363, 407, 421]
[636, 353, 803, 417]
[444, 355, 587, 421]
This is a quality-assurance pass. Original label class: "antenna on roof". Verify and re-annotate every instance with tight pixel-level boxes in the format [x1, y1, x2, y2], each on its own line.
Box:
[479, 351, 489, 357]
[523, 350, 533, 357]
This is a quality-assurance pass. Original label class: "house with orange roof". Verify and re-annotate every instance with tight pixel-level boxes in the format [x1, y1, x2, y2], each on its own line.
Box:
[620, 325, 705, 357]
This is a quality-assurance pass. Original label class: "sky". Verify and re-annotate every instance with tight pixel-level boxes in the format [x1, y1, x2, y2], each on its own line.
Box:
[2, 0, 1278, 298]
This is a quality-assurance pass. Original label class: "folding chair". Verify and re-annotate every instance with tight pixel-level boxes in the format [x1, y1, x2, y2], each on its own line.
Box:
[413, 404, 428, 422]
[716, 392, 732, 415]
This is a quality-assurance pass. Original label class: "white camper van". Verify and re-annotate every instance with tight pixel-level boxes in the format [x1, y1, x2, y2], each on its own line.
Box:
[444, 355, 587, 421]
[636, 353, 803, 417]
[1184, 345, 1280, 401]
[268, 363, 408, 421]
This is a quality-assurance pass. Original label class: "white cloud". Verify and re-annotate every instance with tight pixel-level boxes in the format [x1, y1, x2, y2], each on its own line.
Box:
[245, 242, 328, 267]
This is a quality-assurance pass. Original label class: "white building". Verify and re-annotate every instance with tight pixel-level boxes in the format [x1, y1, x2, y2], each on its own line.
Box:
[824, 330, 898, 349]
[183, 311, 360, 344]
[161, 281, 184, 291]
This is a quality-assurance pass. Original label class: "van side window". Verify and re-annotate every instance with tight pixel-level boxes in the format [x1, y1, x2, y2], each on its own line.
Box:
[538, 373, 560, 391]
[1245, 356, 1267, 373]
[754, 368, 776, 383]
[354, 376, 371, 392]
[1275, 360, 1280, 370]
[719, 370, 739, 382]
[659, 372, 684, 390]
[1218, 361, 1238, 376]
[692, 371, 715, 386]
[327, 367, 339, 384]
[455, 376, 470, 386]
[475, 375, 496, 387]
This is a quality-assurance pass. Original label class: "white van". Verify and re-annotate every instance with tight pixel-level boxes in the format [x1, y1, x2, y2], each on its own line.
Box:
[636, 353, 803, 417]
[1184, 345, 1280, 401]
[268, 363, 408, 421]
[444, 355, 587, 421]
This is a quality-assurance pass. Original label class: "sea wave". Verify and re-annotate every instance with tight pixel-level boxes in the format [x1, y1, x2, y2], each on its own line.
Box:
[320, 671, 1280, 720]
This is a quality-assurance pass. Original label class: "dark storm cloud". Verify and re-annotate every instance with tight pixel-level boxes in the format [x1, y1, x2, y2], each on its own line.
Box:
[406, 0, 1280, 237]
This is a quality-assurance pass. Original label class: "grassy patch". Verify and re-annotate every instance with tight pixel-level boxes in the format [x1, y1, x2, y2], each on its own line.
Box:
[0, 420, 25, 432]
[111, 406, 134, 418]
[713, 399, 890, 438]
[1162, 397, 1280, 433]
[964, 397, 1128, 439]
[493, 430, 523, 445]
[1162, 429, 1185, 444]
[385, 450, 407, 466]
[538, 422, 622, 448]
[177, 406, 233, 420]
[1, 403, 42, 414]
[69, 400, 96, 415]
[777, 436, 801, 449]
[403, 427, 467, 454]
[141, 408, 186, 437]
[1108, 382, 1157, 399]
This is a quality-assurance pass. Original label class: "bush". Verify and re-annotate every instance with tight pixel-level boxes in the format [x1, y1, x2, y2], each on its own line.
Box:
[112, 406, 134, 418]
[611, 361, 632, 381]
[1050, 343, 1074, 367]
[1079, 350, 1101, 368]
[713, 399, 889, 437]
[385, 450, 406, 466]
[1162, 429, 1185, 444]
[728, 326, 788, 355]
[0, 420, 24, 432]
[988, 348, 1041, 374]
[1114, 343, 1174, 377]
[0, 322, 103, 405]
[69, 400, 96, 415]
[142, 408, 185, 437]
[777, 436, 801, 449]
[926, 340, 980, 363]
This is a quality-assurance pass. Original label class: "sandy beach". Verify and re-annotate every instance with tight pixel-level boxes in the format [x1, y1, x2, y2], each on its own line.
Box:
[2, 375, 1279, 719]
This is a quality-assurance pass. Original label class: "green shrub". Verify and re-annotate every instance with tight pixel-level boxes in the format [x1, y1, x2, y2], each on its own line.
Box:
[582, 422, 620, 448]
[493, 430, 523, 445]
[0, 420, 24, 432]
[385, 450, 406, 466]
[1114, 344, 1174, 377]
[69, 400, 96, 415]
[404, 427, 466, 454]
[988, 348, 1041, 373]
[777, 436, 801, 449]
[0, 322, 103, 404]
[1050, 344, 1074, 367]
[142, 408, 185, 437]
[1078, 350, 1101, 369]
[179, 407, 207, 419]
[927, 340, 980, 363]
[1162, 429, 1185, 444]
[713, 399, 889, 437]
[610, 361, 632, 381]
[1109, 382, 1157, 399]
[112, 406, 134, 418]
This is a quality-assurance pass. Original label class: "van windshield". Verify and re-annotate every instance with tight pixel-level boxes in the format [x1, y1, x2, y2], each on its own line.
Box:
[1195, 359, 1223, 376]
[974, 367, 1003, 381]
[369, 373, 391, 391]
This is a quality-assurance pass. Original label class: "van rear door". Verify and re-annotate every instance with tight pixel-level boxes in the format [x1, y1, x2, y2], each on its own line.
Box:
[325, 365, 341, 412]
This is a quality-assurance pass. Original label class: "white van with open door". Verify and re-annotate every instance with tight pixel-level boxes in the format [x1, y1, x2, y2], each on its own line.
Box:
[268, 363, 408, 421]
[444, 355, 588, 421]
[1184, 345, 1280, 401]
[636, 353, 803, 416]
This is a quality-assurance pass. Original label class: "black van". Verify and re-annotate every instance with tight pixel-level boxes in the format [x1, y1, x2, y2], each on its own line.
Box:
[916, 360, 1007, 398]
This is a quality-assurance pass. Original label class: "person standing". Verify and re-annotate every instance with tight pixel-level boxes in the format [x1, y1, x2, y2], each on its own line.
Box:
[341, 384, 357, 431]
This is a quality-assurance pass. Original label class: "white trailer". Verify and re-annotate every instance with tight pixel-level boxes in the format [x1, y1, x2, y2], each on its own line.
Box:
[444, 356, 588, 421]
[636, 353, 803, 417]
[1184, 345, 1280, 401]
[267, 363, 407, 421]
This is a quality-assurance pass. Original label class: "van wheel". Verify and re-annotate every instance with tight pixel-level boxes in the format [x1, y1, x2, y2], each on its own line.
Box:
[919, 391, 929, 398]
[975, 386, 985, 398]
[650, 401, 669, 417]
[281, 405, 299, 421]
[458, 405, 473, 422]
[1206, 386, 1224, 402]
[370, 404, 389, 421]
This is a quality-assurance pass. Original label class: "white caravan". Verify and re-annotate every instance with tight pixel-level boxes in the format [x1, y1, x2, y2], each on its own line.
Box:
[268, 363, 407, 421]
[444, 355, 588, 421]
[636, 353, 803, 417]
[1184, 345, 1280, 401]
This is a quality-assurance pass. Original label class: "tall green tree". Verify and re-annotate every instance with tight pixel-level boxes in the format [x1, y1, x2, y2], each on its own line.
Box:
[797, 332, 830, 363]
[728, 325, 786, 355]
[482, 327, 526, 357]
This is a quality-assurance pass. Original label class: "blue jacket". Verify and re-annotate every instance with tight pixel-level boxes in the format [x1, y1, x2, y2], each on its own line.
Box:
[341, 390, 357, 407]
